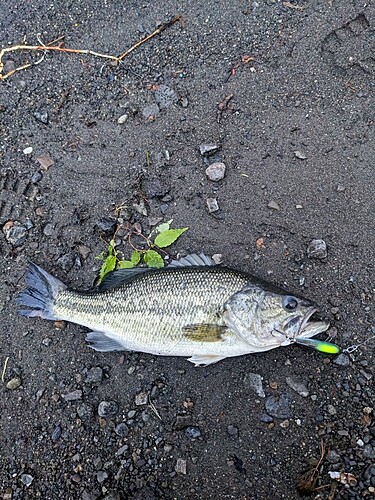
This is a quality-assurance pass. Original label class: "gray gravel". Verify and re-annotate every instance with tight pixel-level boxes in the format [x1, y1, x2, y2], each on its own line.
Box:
[1, 0, 374, 498]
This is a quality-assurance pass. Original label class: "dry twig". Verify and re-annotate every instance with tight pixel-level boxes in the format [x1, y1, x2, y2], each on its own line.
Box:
[0, 15, 181, 81]
[296, 439, 327, 493]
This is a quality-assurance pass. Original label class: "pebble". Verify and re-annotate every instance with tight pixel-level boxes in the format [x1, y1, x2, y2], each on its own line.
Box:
[265, 394, 290, 419]
[328, 405, 337, 415]
[363, 444, 375, 459]
[98, 401, 119, 418]
[85, 367, 103, 383]
[62, 390, 82, 401]
[23, 147, 33, 155]
[286, 377, 309, 397]
[3, 221, 28, 247]
[6, 377, 22, 390]
[199, 143, 219, 156]
[51, 424, 62, 442]
[154, 85, 178, 109]
[135, 392, 148, 406]
[43, 223, 55, 237]
[181, 96, 189, 108]
[96, 471, 108, 483]
[159, 204, 169, 215]
[337, 184, 346, 192]
[133, 199, 148, 216]
[33, 109, 49, 124]
[31, 171, 43, 184]
[333, 353, 350, 367]
[76, 404, 91, 419]
[77, 245, 91, 260]
[206, 198, 219, 213]
[95, 217, 117, 235]
[20, 474, 34, 487]
[116, 445, 128, 456]
[245, 372, 265, 398]
[142, 104, 160, 120]
[175, 458, 187, 475]
[261, 413, 273, 423]
[205, 162, 226, 181]
[117, 114, 129, 124]
[36, 156, 54, 171]
[294, 150, 307, 159]
[115, 423, 129, 437]
[307, 239, 327, 259]
[185, 426, 201, 439]
[267, 200, 281, 211]
[174, 415, 192, 430]
[212, 253, 223, 264]
[57, 253, 75, 272]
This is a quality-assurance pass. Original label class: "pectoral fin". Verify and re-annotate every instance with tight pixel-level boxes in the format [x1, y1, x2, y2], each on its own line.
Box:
[183, 324, 227, 342]
[187, 354, 227, 367]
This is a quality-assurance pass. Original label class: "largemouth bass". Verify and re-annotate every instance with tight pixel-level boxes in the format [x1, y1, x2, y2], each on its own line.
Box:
[17, 253, 329, 366]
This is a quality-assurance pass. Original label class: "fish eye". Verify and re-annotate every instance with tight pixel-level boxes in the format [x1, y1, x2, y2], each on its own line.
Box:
[283, 296, 298, 311]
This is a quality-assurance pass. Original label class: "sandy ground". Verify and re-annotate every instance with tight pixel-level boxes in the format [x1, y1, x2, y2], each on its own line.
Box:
[0, 1, 374, 498]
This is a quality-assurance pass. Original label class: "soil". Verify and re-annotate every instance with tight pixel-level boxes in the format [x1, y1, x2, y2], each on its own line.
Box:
[0, 1, 374, 499]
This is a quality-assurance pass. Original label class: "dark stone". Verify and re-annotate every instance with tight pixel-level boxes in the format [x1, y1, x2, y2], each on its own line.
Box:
[31, 171, 43, 183]
[265, 394, 290, 419]
[333, 353, 350, 366]
[3, 222, 28, 246]
[174, 415, 192, 430]
[51, 424, 62, 442]
[95, 217, 117, 234]
[185, 426, 201, 439]
[115, 423, 129, 437]
[33, 109, 49, 124]
[84, 367, 103, 383]
[98, 401, 119, 418]
[57, 253, 76, 272]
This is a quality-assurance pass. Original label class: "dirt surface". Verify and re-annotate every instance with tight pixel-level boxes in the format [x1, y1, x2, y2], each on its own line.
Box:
[1, 1, 374, 499]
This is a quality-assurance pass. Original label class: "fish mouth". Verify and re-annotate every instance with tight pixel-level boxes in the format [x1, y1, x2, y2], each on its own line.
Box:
[296, 307, 330, 339]
[282, 307, 329, 341]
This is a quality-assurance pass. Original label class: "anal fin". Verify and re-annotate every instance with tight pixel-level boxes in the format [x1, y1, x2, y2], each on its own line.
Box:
[187, 354, 227, 367]
[86, 331, 129, 352]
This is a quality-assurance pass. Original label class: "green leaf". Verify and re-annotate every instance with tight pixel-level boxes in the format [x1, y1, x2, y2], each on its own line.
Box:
[117, 260, 134, 269]
[155, 219, 173, 233]
[144, 250, 164, 268]
[154, 228, 188, 248]
[97, 254, 117, 284]
[130, 250, 141, 265]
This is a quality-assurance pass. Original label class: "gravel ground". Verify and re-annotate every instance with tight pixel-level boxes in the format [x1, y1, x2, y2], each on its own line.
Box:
[1, 1, 374, 499]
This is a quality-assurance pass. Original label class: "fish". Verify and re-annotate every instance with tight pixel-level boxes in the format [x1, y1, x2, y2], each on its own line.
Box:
[16, 253, 331, 366]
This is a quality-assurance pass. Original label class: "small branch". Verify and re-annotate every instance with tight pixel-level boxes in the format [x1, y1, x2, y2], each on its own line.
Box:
[0, 15, 181, 81]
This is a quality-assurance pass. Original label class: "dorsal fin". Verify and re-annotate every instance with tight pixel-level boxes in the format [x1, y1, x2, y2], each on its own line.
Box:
[98, 267, 150, 291]
[168, 253, 215, 268]
[98, 253, 216, 291]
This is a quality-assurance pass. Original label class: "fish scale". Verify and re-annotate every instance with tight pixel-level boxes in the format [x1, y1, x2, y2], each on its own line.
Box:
[54, 267, 249, 355]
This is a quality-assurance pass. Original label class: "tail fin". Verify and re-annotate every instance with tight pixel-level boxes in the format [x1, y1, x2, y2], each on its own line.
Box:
[16, 263, 67, 320]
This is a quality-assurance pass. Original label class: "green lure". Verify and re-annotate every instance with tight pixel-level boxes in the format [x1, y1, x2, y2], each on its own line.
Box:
[294, 338, 340, 354]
